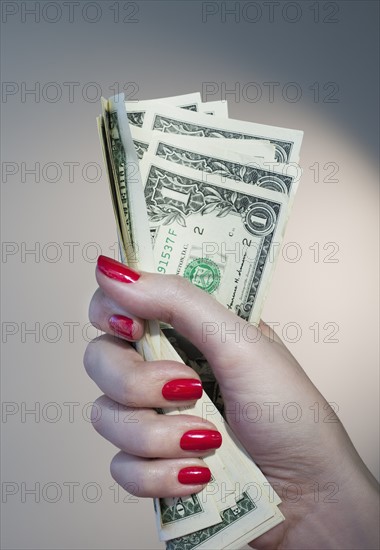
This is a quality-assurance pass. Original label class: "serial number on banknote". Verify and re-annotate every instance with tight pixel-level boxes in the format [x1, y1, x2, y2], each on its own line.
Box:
[157, 228, 178, 273]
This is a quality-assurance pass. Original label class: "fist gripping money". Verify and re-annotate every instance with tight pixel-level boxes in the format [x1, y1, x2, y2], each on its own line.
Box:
[84, 255, 379, 550]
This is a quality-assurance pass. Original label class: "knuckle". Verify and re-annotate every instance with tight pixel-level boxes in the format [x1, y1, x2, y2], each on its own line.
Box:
[110, 452, 123, 481]
[118, 356, 140, 405]
[122, 480, 141, 497]
[110, 454, 143, 497]
[90, 395, 106, 432]
[82, 335, 106, 378]
[126, 415, 160, 457]
[88, 288, 103, 328]
[159, 275, 194, 326]
[83, 340, 96, 376]
[136, 430, 154, 457]
[88, 293, 97, 325]
[120, 373, 132, 405]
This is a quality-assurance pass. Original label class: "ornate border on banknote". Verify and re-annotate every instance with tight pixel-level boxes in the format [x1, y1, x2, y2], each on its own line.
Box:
[133, 139, 149, 159]
[155, 142, 294, 195]
[166, 491, 257, 550]
[152, 115, 293, 163]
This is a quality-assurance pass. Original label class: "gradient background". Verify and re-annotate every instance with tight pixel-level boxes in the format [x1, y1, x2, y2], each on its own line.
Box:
[1, 1, 379, 549]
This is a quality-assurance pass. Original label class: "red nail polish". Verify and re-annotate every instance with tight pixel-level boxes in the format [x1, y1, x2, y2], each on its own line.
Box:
[97, 255, 140, 284]
[180, 430, 222, 451]
[162, 379, 202, 401]
[109, 315, 134, 339]
[178, 466, 211, 485]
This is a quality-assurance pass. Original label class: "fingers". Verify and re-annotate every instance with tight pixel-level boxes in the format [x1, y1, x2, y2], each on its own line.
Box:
[91, 395, 222, 459]
[89, 287, 145, 342]
[95, 255, 267, 372]
[84, 334, 203, 408]
[87, 256, 234, 500]
[259, 319, 284, 345]
[110, 452, 211, 498]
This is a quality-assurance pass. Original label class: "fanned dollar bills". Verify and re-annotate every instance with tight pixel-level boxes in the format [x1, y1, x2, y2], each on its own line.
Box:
[96, 92, 304, 549]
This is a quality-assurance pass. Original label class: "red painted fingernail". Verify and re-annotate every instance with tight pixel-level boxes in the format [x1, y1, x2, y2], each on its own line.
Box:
[97, 255, 140, 283]
[109, 315, 134, 339]
[180, 430, 222, 451]
[162, 379, 203, 401]
[178, 466, 211, 485]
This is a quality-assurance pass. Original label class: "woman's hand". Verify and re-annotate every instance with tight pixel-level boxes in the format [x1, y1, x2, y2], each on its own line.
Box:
[84, 255, 379, 550]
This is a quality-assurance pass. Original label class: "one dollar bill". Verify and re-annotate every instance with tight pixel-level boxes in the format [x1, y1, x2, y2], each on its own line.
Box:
[140, 154, 288, 324]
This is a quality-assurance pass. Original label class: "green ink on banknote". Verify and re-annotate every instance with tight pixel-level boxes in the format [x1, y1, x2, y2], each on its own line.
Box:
[184, 258, 221, 293]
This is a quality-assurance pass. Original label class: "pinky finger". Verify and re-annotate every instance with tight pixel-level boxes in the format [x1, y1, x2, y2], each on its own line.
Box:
[110, 452, 211, 498]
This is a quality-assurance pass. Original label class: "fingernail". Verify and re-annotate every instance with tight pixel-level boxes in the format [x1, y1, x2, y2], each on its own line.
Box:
[97, 255, 140, 283]
[109, 315, 134, 339]
[178, 466, 211, 485]
[162, 379, 203, 401]
[180, 430, 222, 451]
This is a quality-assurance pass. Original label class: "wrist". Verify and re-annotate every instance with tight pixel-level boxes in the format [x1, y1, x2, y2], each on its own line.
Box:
[283, 460, 379, 550]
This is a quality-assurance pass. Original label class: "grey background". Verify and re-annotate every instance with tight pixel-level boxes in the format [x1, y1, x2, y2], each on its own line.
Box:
[1, 1, 379, 549]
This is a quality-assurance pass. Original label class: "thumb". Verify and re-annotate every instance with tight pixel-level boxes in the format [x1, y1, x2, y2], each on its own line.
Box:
[95, 255, 267, 374]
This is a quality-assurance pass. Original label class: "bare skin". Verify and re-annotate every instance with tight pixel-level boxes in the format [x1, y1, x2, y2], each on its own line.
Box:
[84, 257, 379, 550]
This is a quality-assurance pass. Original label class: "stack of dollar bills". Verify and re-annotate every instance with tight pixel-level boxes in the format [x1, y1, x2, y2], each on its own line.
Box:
[97, 92, 303, 550]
